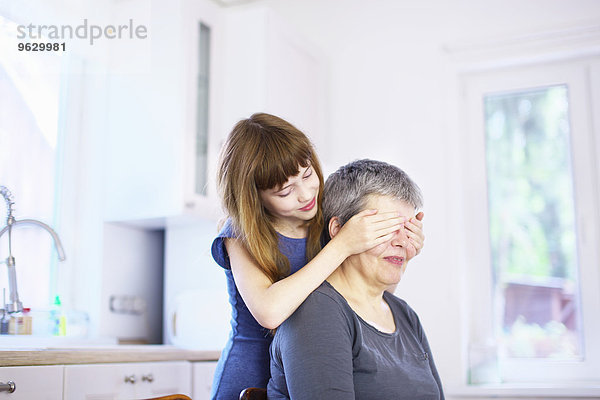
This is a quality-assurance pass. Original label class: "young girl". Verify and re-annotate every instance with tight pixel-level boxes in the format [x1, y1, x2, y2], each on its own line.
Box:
[210, 113, 424, 399]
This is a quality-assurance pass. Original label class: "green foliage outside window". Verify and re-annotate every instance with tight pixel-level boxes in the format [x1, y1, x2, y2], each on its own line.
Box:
[484, 85, 581, 358]
[485, 86, 577, 281]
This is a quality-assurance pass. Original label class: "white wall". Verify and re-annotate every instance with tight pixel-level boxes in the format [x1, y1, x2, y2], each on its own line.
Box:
[101, 223, 164, 343]
[251, 0, 600, 395]
[163, 221, 230, 350]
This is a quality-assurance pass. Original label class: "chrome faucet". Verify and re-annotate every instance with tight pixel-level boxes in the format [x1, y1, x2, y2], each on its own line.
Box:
[0, 186, 66, 313]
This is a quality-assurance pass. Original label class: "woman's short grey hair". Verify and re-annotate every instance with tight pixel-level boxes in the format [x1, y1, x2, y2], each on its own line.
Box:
[322, 159, 423, 243]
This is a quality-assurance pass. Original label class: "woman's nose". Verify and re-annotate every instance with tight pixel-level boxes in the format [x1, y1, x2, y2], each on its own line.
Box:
[391, 225, 409, 248]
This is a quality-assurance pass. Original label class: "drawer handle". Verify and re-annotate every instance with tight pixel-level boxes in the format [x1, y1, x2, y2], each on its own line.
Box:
[0, 381, 16, 393]
[124, 375, 136, 384]
[142, 374, 154, 383]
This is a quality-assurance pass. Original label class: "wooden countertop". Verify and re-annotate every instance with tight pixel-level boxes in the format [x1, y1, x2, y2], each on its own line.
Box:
[0, 345, 221, 366]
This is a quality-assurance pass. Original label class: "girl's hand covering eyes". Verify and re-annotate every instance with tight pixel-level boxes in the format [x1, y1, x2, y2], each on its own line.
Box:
[404, 211, 424, 261]
[334, 209, 406, 256]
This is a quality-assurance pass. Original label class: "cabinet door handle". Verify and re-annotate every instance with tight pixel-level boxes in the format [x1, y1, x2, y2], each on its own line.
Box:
[124, 375, 136, 384]
[0, 381, 16, 393]
[141, 374, 154, 383]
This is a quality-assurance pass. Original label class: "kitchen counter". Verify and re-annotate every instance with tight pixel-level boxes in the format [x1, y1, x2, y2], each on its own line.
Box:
[0, 345, 221, 366]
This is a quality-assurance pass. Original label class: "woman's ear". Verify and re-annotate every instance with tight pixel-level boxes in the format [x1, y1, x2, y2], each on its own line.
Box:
[328, 217, 342, 239]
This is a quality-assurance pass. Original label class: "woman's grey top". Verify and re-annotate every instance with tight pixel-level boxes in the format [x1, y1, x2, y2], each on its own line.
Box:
[268, 281, 444, 400]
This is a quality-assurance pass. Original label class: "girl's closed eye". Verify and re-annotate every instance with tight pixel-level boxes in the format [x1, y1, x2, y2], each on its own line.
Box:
[278, 189, 292, 197]
[303, 167, 313, 179]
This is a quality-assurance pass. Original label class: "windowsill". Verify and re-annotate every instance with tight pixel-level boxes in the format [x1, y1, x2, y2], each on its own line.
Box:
[446, 383, 600, 398]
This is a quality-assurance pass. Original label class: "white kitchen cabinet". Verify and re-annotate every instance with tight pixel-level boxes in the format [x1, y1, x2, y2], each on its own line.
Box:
[0, 365, 63, 400]
[63, 361, 192, 399]
[103, 2, 327, 226]
[192, 361, 218, 400]
[222, 5, 327, 156]
[103, 0, 224, 224]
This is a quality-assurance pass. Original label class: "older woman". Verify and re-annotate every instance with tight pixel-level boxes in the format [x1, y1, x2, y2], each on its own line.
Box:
[267, 159, 444, 400]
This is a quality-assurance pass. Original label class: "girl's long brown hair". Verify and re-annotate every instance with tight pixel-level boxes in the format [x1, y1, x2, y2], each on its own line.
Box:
[217, 113, 324, 282]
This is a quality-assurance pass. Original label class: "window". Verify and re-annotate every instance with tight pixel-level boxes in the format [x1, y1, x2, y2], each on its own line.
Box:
[463, 58, 600, 383]
[0, 15, 65, 311]
[484, 85, 582, 360]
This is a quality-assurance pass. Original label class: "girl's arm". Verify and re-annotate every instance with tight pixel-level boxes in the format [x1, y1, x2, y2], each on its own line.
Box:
[228, 210, 404, 330]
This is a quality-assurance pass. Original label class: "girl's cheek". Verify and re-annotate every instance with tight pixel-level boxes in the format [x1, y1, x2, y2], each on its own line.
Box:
[310, 174, 320, 189]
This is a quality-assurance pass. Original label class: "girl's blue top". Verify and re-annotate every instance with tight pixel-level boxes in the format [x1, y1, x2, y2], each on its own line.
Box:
[210, 219, 308, 400]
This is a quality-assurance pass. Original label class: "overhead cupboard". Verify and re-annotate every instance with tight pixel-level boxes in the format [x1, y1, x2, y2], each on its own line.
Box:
[103, 1, 326, 226]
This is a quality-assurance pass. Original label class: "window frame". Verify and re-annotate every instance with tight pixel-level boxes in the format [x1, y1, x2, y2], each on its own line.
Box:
[461, 57, 600, 383]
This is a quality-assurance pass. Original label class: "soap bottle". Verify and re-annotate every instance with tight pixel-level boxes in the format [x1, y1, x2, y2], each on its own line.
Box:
[21, 308, 32, 334]
[51, 295, 66, 336]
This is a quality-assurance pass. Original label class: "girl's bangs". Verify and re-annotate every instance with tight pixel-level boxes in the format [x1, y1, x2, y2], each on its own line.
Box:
[254, 146, 312, 191]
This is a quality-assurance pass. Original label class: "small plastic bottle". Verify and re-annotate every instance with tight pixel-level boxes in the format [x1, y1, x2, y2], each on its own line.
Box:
[51, 295, 67, 336]
[21, 308, 32, 334]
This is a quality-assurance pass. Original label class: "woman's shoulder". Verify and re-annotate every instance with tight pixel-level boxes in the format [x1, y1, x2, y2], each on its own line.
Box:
[312, 281, 352, 306]
[384, 291, 409, 308]
[384, 291, 423, 328]
[294, 282, 354, 321]
[385, 292, 416, 313]
[280, 281, 356, 335]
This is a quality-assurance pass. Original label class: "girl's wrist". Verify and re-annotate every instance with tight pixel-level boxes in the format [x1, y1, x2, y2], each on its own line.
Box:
[328, 234, 351, 259]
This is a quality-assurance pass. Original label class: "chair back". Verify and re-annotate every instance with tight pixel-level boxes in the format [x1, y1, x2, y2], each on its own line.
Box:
[239, 387, 268, 400]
